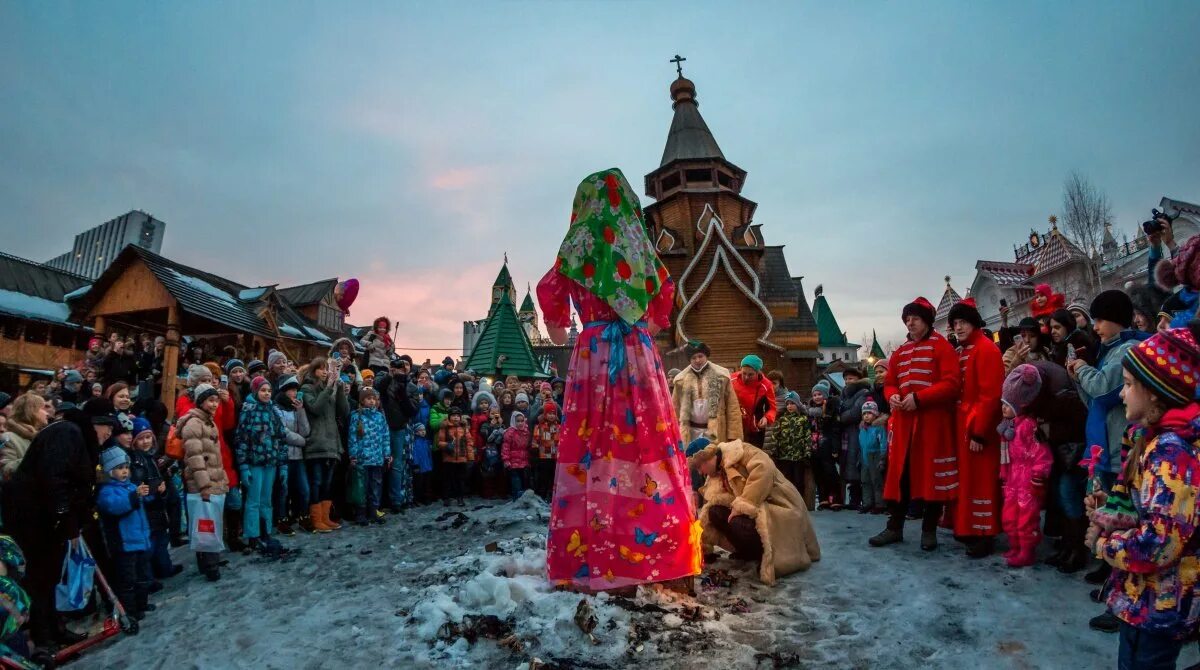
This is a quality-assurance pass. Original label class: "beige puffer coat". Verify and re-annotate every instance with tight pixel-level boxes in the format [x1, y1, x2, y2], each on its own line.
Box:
[178, 408, 229, 495]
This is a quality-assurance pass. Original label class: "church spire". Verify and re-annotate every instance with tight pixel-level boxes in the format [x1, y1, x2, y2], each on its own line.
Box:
[659, 65, 725, 167]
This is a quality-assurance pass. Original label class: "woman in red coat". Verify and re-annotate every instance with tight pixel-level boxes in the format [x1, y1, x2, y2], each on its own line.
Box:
[869, 297, 961, 551]
[947, 299, 1005, 558]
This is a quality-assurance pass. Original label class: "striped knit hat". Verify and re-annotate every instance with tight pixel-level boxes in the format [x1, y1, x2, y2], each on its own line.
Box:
[1123, 326, 1200, 408]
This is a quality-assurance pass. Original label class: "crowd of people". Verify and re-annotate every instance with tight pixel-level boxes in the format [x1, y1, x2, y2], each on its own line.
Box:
[0, 314, 566, 667]
[0, 212, 1195, 668]
[670, 222, 1200, 669]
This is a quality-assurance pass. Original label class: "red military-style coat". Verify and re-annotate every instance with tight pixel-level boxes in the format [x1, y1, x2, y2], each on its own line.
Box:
[950, 329, 1005, 537]
[883, 330, 961, 502]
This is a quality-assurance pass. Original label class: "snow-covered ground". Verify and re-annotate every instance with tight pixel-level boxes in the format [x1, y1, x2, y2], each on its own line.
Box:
[76, 493, 1200, 669]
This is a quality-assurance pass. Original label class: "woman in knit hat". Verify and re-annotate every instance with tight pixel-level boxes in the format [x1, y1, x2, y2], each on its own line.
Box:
[1086, 324, 1200, 667]
[731, 354, 777, 449]
[536, 168, 700, 592]
[808, 379, 842, 510]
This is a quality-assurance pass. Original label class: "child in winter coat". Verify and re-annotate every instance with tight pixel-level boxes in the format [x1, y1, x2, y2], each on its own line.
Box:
[998, 365, 1053, 568]
[235, 377, 288, 553]
[410, 422, 434, 505]
[858, 400, 888, 515]
[271, 375, 309, 535]
[178, 383, 228, 581]
[438, 407, 474, 506]
[502, 413, 532, 501]
[127, 419, 181, 580]
[1087, 326, 1200, 666]
[96, 447, 153, 623]
[471, 392, 500, 498]
[773, 392, 816, 511]
[478, 409, 506, 497]
[532, 401, 560, 500]
[349, 388, 391, 525]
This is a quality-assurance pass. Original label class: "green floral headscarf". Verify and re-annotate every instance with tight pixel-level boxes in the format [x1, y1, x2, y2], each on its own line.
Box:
[555, 168, 670, 325]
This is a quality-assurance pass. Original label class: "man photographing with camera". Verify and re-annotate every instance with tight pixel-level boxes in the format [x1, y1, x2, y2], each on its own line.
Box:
[1146, 208, 1178, 286]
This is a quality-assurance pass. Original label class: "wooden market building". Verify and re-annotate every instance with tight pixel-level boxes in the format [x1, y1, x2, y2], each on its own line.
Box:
[0, 252, 93, 390]
[67, 245, 360, 417]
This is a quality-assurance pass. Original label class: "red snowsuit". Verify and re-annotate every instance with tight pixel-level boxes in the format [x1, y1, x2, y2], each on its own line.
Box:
[1000, 415, 1052, 566]
[951, 329, 1005, 538]
[883, 331, 960, 502]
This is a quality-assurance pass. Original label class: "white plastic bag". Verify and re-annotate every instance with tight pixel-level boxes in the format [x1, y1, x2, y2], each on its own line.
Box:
[187, 493, 226, 553]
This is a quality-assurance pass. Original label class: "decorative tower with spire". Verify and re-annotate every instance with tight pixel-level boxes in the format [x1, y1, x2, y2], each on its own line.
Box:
[641, 57, 818, 387]
[518, 283, 541, 343]
[933, 275, 964, 334]
[492, 260, 516, 306]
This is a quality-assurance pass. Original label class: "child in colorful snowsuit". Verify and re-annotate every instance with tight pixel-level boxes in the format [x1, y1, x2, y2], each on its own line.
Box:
[349, 388, 391, 524]
[96, 446, 153, 623]
[410, 422, 434, 505]
[502, 413, 532, 501]
[1090, 325, 1200, 667]
[235, 377, 287, 552]
[438, 407, 475, 506]
[858, 400, 888, 514]
[774, 392, 816, 511]
[999, 365, 1053, 568]
[532, 401, 560, 500]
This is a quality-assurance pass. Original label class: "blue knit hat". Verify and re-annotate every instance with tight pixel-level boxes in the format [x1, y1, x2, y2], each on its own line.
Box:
[812, 380, 831, 396]
[740, 354, 764, 372]
[132, 417, 154, 441]
[224, 359, 245, 375]
[100, 446, 129, 473]
[784, 391, 803, 407]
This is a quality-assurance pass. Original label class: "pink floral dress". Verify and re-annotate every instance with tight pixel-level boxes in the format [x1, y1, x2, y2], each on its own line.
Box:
[538, 269, 701, 591]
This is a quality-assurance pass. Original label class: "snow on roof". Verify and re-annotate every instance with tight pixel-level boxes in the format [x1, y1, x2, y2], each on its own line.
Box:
[0, 288, 73, 325]
[63, 284, 91, 301]
[238, 287, 271, 301]
[166, 269, 237, 304]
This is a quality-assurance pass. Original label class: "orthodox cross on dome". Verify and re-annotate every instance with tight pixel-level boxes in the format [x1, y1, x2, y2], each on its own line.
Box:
[670, 54, 686, 77]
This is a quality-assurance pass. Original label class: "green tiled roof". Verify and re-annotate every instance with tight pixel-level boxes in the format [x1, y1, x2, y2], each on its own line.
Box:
[519, 290, 535, 313]
[812, 292, 848, 348]
[493, 263, 513, 289]
[465, 291, 545, 378]
[870, 330, 886, 359]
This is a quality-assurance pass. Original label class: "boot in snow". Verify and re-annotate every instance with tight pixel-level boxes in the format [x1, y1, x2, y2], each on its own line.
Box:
[920, 530, 938, 551]
[1084, 562, 1112, 585]
[309, 504, 333, 533]
[321, 501, 342, 530]
[1058, 518, 1089, 574]
[276, 517, 296, 537]
[965, 537, 994, 559]
[1089, 611, 1120, 633]
[868, 528, 903, 547]
[1006, 541, 1038, 568]
[1003, 536, 1020, 561]
[226, 512, 247, 553]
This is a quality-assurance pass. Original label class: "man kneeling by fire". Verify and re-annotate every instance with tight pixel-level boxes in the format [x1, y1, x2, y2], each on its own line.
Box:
[687, 438, 821, 585]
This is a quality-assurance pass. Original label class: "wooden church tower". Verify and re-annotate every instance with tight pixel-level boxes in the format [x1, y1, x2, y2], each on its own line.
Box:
[643, 60, 818, 388]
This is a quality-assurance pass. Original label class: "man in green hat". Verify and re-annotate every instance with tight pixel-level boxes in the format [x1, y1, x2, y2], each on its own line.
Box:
[731, 353, 776, 449]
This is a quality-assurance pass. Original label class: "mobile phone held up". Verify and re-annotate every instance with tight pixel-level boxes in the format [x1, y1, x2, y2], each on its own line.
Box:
[331, 351, 342, 360]
[999, 298, 1008, 308]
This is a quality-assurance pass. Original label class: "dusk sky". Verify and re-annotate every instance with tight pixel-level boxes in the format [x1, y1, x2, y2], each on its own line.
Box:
[2, 2, 1197, 358]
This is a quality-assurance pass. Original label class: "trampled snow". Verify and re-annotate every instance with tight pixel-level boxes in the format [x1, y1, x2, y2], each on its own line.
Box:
[75, 492, 1200, 669]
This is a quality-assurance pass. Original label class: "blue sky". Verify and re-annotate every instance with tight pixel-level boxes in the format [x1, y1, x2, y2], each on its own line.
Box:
[2, 1, 1197, 356]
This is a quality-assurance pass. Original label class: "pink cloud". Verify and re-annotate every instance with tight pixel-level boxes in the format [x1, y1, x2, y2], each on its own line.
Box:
[345, 261, 522, 364]
[429, 166, 484, 191]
